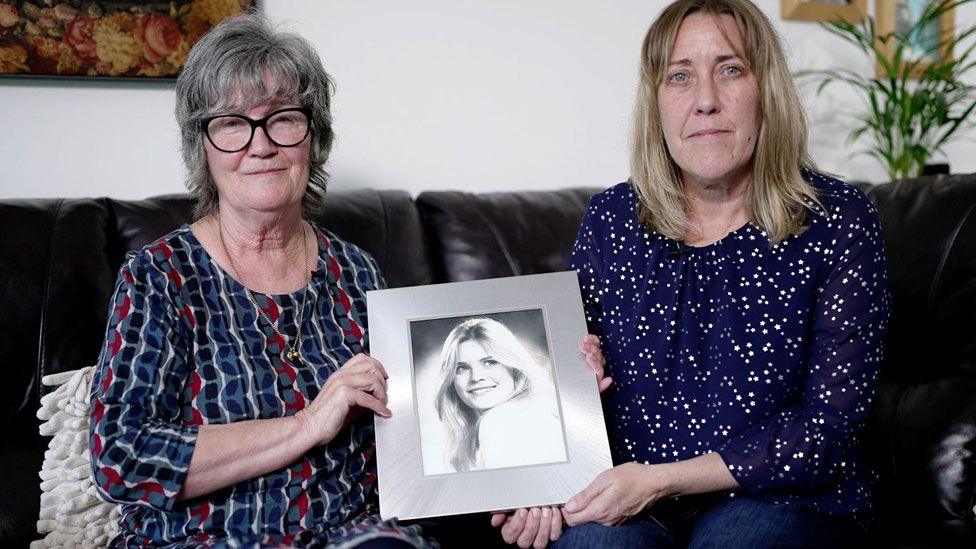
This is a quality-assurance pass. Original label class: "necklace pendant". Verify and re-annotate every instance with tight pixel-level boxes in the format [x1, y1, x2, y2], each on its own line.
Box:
[285, 349, 301, 363]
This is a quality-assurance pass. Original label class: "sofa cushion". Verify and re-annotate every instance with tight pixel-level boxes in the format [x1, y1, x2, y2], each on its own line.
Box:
[109, 190, 433, 290]
[0, 200, 56, 439]
[0, 198, 115, 440]
[305, 189, 433, 289]
[2, 190, 433, 447]
[862, 174, 976, 544]
[0, 441, 45, 547]
[861, 174, 976, 383]
[416, 188, 598, 282]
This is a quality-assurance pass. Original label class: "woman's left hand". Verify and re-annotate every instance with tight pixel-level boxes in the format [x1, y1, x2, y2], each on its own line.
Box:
[561, 462, 673, 527]
[580, 334, 612, 393]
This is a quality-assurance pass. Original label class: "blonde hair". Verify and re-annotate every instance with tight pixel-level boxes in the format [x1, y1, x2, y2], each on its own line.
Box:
[434, 318, 555, 472]
[631, 0, 820, 244]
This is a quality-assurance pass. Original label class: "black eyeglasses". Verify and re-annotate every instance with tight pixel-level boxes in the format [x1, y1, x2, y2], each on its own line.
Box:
[199, 107, 312, 153]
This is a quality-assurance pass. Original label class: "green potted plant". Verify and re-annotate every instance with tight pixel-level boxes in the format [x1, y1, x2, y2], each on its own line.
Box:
[799, 0, 976, 180]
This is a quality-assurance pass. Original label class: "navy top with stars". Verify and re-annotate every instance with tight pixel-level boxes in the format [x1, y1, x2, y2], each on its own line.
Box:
[569, 171, 890, 516]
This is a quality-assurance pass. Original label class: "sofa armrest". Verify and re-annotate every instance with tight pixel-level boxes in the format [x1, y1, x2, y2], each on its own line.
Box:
[871, 375, 976, 542]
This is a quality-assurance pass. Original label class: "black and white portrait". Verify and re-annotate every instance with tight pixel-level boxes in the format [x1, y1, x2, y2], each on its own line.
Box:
[369, 271, 611, 518]
[410, 309, 568, 475]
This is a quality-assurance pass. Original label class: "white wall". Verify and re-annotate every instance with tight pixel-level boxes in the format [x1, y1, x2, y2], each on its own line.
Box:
[1, 0, 974, 200]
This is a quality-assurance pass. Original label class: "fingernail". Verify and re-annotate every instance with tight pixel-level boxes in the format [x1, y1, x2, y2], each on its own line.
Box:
[564, 499, 577, 512]
[542, 507, 550, 517]
[532, 508, 541, 518]
[518, 508, 527, 518]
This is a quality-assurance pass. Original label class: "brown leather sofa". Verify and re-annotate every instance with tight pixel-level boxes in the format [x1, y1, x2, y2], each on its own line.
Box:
[1, 175, 974, 547]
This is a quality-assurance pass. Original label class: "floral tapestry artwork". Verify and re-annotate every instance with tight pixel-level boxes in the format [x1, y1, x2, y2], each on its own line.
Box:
[0, 1, 253, 78]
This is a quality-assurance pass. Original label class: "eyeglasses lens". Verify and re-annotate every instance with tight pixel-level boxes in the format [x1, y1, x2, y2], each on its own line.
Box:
[206, 110, 310, 152]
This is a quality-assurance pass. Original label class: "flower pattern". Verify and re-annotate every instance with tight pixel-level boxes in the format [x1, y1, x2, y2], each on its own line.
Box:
[0, 0, 251, 78]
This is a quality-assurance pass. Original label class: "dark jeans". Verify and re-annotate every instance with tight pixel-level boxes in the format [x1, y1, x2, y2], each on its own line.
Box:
[353, 538, 419, 549]
[552, 495, 869, 549]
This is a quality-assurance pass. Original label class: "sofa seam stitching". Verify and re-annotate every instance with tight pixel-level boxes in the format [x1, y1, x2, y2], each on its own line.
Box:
[380, 191, 391, 274]
[474, 204, 520, 276]
[887, 382, 910, 487]
[36, 198, 64, 402]
[926, 199, 976, 311]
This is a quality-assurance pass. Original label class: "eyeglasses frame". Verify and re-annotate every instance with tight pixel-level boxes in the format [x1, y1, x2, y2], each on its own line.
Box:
[199, 107, 313, 153]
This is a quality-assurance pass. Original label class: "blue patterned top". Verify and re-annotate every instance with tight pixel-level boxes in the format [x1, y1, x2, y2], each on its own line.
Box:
[569, 172, 890, 516]
[89, 225, 427, 548]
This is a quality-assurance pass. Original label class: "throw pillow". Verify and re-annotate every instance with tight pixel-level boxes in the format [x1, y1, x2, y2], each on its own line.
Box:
[32, 366, 120, 548]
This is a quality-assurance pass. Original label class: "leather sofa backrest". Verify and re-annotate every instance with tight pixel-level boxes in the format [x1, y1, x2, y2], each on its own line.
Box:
[108, 191, 435, 289]
[2, 177, 974, 541]
[861, 174, 976, 383]
[0, 198, 116, 441]
[860, 174, 976, 530]
[416, 188, 597, 282]
[0, 190, 432, 440]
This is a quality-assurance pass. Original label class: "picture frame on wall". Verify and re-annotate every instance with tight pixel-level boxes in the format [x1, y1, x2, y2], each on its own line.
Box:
[781, 0, 868, 23]
[876, 0, 956, 77]
[367, 271, 612, 520]
[0, 0, 254, 80]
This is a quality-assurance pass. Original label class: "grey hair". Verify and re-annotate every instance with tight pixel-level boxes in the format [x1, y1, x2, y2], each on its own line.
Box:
[174, 14, 335, 220]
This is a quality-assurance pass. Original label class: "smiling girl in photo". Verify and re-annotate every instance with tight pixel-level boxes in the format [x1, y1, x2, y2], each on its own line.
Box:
[434, 318, 567, 473]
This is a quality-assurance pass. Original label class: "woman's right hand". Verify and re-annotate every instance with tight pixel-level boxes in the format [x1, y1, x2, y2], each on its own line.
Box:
[295, 353, 391, 446]
[491, 506, 563, 548]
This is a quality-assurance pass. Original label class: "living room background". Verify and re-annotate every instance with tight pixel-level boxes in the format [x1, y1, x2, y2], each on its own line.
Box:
[1, 0, 974, 200]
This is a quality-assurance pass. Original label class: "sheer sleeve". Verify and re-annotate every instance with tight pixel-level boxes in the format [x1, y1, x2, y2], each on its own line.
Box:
[716, 197, 890, 493]
[89, 251, 197, 512]
[569, 198, 607, 338]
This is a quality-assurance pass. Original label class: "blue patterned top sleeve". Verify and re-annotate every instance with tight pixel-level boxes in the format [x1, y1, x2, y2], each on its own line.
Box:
[569, 171, 890, 515]
[89, 245, 199, 513]
[89, 225, 426, 547]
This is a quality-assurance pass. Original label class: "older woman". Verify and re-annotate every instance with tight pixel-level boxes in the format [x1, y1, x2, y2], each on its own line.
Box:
[494, 0, 890, 547]
[434, 318, 565, 473]
[89, 15, 428, 548]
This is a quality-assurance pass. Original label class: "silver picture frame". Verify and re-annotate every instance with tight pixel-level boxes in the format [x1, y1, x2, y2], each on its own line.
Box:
[367, 271, 612, 520]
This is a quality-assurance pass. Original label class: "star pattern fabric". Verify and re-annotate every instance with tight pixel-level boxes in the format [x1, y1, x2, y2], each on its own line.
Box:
[570, 171, 890, 515]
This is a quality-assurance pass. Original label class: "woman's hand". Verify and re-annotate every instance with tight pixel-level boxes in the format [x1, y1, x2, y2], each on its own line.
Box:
[491, 506, 563, 548]
[487, 335, 612, 546]
[581, 334, 612, 392]
[562, 462, 674, 527]
[295, 353, 391, 446]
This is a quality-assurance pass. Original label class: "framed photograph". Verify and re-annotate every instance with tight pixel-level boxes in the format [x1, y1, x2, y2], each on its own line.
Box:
[781, 0, 867, 23]
[876, 0, 955, 77]
[0, 1, 253, 79]
[367, 271, 612, 520]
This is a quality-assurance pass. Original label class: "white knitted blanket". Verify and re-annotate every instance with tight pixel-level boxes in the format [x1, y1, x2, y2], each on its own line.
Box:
[32, 367, 120, 548]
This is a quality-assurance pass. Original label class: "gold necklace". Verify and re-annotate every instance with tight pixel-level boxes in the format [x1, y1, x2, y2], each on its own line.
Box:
[218, 219, 310, 365]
